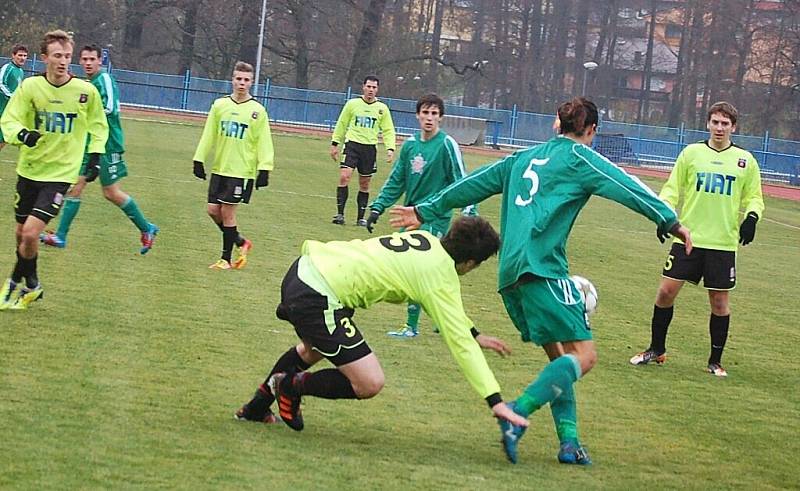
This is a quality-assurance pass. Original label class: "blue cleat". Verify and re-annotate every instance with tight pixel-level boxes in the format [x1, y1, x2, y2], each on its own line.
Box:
[387, 325, 418, 338]
[557, 441, 592, 465]
[140, 223, 159, 255]
[40, 232, 67, 248]
[498, 402, 527, 464]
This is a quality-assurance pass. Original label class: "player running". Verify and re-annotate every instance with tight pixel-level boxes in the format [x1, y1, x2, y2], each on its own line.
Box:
[0, 43, 28, 153]
[389, 97, 691, 465]
[192, 61, 274, 270]
[0, 30, 108, 310]
[365, 93, 475, 338]
[630, 101, 765, 377]
[329, 76, 396, 226]
[234, 216, 529, 435]
[41, 44, 159, 254]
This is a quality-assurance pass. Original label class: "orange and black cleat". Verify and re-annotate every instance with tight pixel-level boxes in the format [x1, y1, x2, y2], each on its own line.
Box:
[269, 372, 304, 431]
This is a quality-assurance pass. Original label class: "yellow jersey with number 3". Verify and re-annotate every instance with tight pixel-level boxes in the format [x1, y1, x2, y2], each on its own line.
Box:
[301, 230, 501, 400]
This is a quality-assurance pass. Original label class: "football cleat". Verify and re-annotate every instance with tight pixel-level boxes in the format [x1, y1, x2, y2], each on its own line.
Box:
[234, 405, 280, 424]
[209, 259, 233, 270]
[331, 214, 345, 225]
[558, 441, 592, 465]
[10, 284, 44, 310]
[140, 223, 159, 255]
[0, 279, 21, 310]
[707, 363, 728, 377]
[269, 372, 304, 431]
[387, 325, 418, 338]
[629, 349, 666, 366]
[498, 402, 527, 464]
[40, 232, 67, 248]
[356, 218, 368, 227]
[232, 239, 253, 270]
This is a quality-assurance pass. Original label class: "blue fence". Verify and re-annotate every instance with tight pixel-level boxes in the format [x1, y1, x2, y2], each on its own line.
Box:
[5, 56, 800, 185]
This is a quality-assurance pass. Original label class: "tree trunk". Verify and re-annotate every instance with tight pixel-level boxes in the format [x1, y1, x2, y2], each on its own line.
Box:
[464, 0, 486, 106]
[238, 0, 261, 64]
[573, 0, 590, 95]
[667, 1, 693, 127]
[637, 0, 658, 124]
[292, 2, 311, 88]
[177, 0, 199, 74]
[550, 0, 571, 98]
[428, 0, 445, 91]
[346, 0, 388, 87]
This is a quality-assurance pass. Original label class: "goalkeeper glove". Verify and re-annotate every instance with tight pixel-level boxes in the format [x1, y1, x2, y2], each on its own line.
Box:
[256, 170, 269, 189]
[365, 209, 381, 233]
[739, 212, 758, 246]
[193, 161, 206, 180]
[84, 153, 101, 182]
[17, 129, 41, 148]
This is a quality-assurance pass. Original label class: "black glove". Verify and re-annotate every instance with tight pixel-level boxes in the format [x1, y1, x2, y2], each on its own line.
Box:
[84, 153, 101, 182]
[256, 170, 269, 189]
[656, 227, 671, 244]
[739, 212, 758, 246]
[193, 160, 206, 180]
[17, 129, 42, 148]
[365, 209, 381, 233]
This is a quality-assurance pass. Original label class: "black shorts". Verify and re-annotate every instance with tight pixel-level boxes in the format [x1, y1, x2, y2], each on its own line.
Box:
[15, 176, 70, 225]
[662, 243, 736, 290]
[340, 141, 377, 177]
[207, 174, 254, 205]
[276, 258, 372, 366]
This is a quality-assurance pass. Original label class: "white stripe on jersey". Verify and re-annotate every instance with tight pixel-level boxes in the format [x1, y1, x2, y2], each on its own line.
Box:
[444, 134, 476, 215]
[0, 64, 13, 97]
[100, 73, 116, 115]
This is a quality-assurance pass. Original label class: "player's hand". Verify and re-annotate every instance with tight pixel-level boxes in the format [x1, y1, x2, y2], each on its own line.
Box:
[492, 402, 529, 428]
[476, 334, 511, 357]
[669, 223, 693, 255]
[365, 209, 381, 233]
[386, 149, 395, 163]
[656, 226, 671, 244]
[17, 129, 41, 148]
[193, 160, 206, 180]
[84, 153, 101, 183]
[388, 205, 421, 230]
[739, 212, 758, 246]
[329, 144, 339, 162]
[256, 170, 270, 189]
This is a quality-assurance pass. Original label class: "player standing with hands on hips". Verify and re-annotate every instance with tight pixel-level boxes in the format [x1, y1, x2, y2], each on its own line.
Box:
[329, 76, 396, 227]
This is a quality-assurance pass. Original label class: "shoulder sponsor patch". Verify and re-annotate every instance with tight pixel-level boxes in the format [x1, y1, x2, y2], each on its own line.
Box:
[79, 93, 88, 103]
[737, 158, 746, 168]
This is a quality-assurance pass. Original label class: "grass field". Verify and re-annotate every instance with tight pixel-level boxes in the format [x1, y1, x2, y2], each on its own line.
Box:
[1, 115, 798, 490]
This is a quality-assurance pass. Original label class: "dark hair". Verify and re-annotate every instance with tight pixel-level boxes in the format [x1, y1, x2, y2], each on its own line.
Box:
[80, 44, 102, 57]
[11, 44, 27, 55]
[363, 75, 379, 85]
[707, 101, 738, 126]
[40, 30, 73, 55]
[416, 93, 445, 116]
[233, 61, 254, 74]
[441, 216, 500, 265]
[557, 97, 598, 137]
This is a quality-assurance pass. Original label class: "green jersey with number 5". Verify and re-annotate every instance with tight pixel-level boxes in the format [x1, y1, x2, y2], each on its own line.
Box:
[301, 230, 501, 400]
[416, 135, 679, 289]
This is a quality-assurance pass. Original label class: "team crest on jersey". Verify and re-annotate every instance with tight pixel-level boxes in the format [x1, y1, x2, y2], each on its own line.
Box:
[252, 111, 259, 120]
[411, 154, 426, 174]
[378, 109, 384, 115]
[737, 158, 746, 168]
[79, 93, 88, 103]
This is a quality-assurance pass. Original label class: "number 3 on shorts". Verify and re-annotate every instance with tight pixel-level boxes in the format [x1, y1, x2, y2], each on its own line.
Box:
[515, 158, 548, 206]
[340, 317, 356, 338]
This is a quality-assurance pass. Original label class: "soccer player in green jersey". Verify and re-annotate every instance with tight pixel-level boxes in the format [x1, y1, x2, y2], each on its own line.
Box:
[234, 215, 529, 435]
[193, 61, 274, 270]
[0, 30, 108, 310]
[41, 44, 159, 254]
[365, 93, 475, 338]
[390, 98, 692, 465]
[0, 43, 28, 152]
[329, 76, 396, 226]
[630, 102, 765, 377]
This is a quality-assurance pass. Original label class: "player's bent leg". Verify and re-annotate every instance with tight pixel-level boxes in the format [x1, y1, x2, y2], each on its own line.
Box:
[336, 352, 385, 399]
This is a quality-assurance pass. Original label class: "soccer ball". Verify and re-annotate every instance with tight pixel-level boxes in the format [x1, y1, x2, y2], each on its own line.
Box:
[570, 275, 598, 315]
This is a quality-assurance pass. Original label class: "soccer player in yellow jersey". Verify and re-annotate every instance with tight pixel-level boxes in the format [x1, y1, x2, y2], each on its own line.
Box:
[235, 216, 529, 434]
[0, 30, 108, 310]
[193, 61, 274, 270]
[630, 102, 765, 377]
[329, 76, 396, 226]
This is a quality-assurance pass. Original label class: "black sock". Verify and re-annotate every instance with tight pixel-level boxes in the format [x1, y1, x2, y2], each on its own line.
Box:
[336, 186, 348, 215]
[293, 369, 358, 399]
[11, 250, 24, 283]
[708, 314, 730, 365]
[357, 191, 369, 220]
[234, 232, 245, 248]
[215, 221, 225, 233]
[25, 254, 38, 288]
[221, 226, 237, 262]
[253, 347, 313, 407]
[650, 305, 673, 354]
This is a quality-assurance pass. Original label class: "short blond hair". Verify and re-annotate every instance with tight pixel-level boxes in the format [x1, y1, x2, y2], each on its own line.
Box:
[40, 30, 73, 55]
[233, 61, 254, 74]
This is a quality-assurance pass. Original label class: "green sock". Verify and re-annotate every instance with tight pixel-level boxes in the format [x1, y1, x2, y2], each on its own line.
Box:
[515, 354, 582, 417]
[120, 196, 149, 232]
[406, 303, 421, 331]
[550, 383, 579, 444]
[56, 197, 81, 238]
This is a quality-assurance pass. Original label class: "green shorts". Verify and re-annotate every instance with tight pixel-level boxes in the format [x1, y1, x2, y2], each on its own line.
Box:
[80, 152, 128, 186]
[500, 274, 593, 346]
